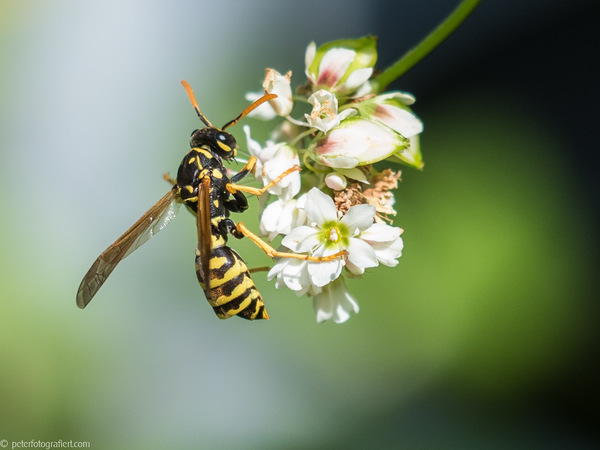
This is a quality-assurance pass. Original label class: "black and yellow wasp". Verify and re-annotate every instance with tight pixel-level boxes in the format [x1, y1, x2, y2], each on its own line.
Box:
[76, 81, 343, 320]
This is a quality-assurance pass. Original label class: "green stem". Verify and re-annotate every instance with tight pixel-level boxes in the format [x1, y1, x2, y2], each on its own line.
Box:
[370, 0, 480, 93]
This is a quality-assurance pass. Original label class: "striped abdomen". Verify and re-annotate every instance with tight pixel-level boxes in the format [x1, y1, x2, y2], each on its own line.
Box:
[195, 245, 269, 320]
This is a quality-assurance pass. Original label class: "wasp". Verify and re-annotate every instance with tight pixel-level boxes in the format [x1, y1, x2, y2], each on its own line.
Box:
[76, 81, 344, 320]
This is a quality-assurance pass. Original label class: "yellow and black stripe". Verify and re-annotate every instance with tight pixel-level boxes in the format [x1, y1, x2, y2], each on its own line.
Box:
[195, 245, 268, 320]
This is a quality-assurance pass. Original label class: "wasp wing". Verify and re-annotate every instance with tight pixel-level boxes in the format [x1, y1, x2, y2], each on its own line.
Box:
[197, 176, 212, 290]
[76, 188, 179, 309]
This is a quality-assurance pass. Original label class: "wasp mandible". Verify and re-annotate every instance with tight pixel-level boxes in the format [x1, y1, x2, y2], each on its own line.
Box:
[76, 81, 344, 320]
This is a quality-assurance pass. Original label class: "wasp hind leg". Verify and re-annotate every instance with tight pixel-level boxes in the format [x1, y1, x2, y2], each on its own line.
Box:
[234, 222, 347, 262]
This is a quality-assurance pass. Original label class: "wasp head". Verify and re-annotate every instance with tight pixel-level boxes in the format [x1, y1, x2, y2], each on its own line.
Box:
[190, 127, 238, 160]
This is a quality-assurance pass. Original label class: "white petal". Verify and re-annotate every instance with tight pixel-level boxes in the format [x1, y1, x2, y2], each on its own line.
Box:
[374, 105, 423, 138]
[360, 223, 402, 242]
[337, 108, 356, 121]
[244, 93, 277, 120]
[259, 199, 305, 240]
[341, 204, 375, 233]
[267, 258, 312, 294]
[371, 237, 404, 266]
[281, 259, 310, 292]
[333, 291, 359, 323]
[318, 155, 360, 169]
[281, 226, 320, 253]
[243, 125, 263, 159]
[345, 259, 365, 275]
[313, 291, 334, 323]
[307, 89, 337, 106]
[259, 200, 284, 234]
[340, 67, 373, 91]
[261, 144, 301, 200]
[307, 258, 343, 287]
[317, 48, 355, 87]
[267, 258, 288, 289]
[305, 188, 338, 225]
[312, 277, 359, 324]
[346, 238, 378, 270]
[263, 69, 293, 116]
[305, 42, 317, 82]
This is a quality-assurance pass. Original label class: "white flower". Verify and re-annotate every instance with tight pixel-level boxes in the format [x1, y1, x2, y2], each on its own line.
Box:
[267, 259, 361, 323]
[263, 68, 293, 116]
[305, 89, 355, 133]
[312, 276, 359, 324]
[280, 187, 379, 288]
[243, 125, 300, 202]
[245, 69, 293, 119]
[268, 257, 312, 295]
[347, 223, 404, 274]
[259, 194, 307, 241]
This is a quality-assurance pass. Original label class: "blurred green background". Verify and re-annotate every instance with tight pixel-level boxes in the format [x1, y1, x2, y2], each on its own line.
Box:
[1, 0, 598, 448]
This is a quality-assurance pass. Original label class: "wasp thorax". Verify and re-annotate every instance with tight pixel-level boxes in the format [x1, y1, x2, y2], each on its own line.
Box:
[190, 127, 238, 159]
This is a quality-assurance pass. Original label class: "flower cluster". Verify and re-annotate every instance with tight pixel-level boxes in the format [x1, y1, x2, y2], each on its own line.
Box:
[243, 37, 423, 323]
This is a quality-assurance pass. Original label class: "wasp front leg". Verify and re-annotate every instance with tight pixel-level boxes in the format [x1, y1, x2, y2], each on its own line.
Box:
[227, 157, 301, 197]
[229, 156, 258, 184]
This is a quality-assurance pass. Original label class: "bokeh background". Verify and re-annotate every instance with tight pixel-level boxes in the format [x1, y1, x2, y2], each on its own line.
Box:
[1, 0, 598, 448]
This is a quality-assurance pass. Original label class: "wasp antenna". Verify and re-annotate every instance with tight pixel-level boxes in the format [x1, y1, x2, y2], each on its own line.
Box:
[181, 80, 213, 128]
[222, 92, 278, 130]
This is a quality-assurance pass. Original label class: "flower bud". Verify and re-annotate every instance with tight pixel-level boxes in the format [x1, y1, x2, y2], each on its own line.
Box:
[325, 172, 348, 190]
[309, 117, 406, 168]
[305, 37, 377, 93]
[356, 92, 424, 169]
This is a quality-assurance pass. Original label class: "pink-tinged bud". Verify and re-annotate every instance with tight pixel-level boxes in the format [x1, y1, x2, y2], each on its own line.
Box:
[305, 37, 377, 93]
[356, 93, 424, 169]
[310, 117, 406, 168]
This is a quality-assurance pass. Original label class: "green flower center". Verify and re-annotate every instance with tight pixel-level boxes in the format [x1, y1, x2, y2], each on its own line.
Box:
[319, 221, 349, 248]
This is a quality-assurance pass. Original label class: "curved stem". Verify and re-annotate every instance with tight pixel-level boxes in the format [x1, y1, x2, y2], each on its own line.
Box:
[289, 128, 315, 147]
[370, 0, 480, 93]
[302, 151, 330, 174]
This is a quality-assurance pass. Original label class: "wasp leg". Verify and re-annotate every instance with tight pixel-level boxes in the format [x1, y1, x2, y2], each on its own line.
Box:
[227, 164, 302, 197]
[248, 266, 271, 274]
[224, 189, 249, 213]
[230, 156, 257, 183]
[234, 222, 347, 262]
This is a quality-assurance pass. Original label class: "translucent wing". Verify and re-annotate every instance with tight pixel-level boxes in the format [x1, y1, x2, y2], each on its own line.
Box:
[76, 189, 180, 309]
[196, 176, 212, 290]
